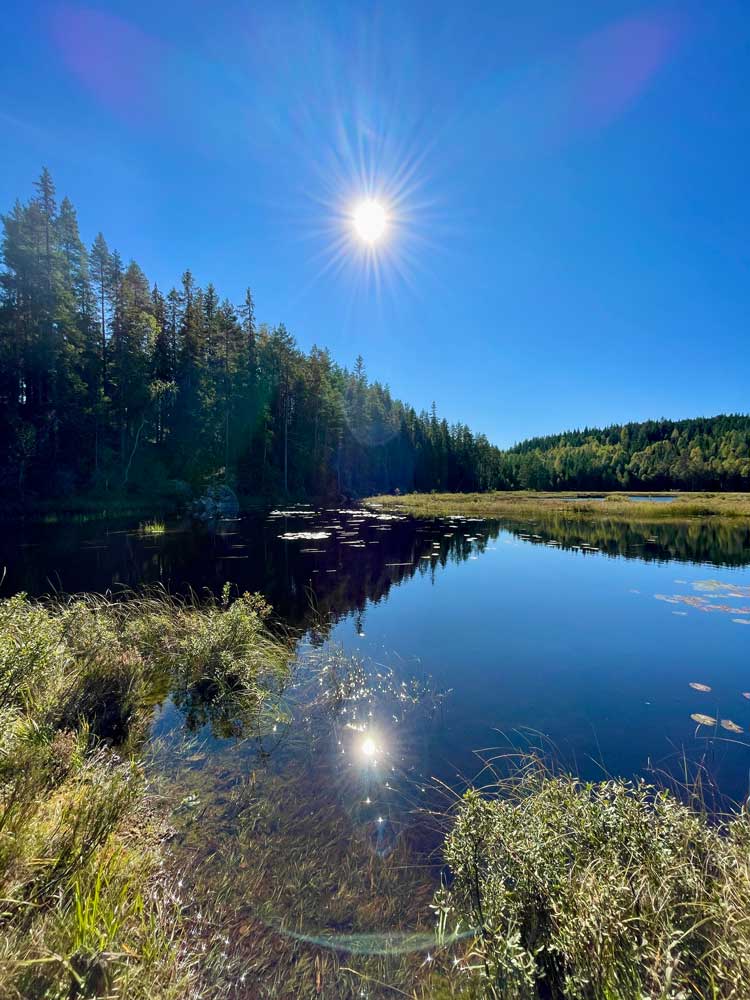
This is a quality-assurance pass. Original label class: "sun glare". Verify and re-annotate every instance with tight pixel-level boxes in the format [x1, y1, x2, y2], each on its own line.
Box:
[352, 199, 387, 244]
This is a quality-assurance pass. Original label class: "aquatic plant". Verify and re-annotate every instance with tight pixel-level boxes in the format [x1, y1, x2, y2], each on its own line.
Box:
[438, 758, 750, 999]
[167, 724, 463, 998]
[139, 519, 166, 535]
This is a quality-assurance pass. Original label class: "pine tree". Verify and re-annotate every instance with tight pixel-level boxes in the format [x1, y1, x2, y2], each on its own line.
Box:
[90, 233, 111, 393]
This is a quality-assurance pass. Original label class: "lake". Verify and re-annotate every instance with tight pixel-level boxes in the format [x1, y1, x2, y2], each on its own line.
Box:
[3, 506, 750, 796]
[3, 505, 750, 990]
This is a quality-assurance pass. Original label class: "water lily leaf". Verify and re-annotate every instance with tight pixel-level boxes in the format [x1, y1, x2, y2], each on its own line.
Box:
[690, 713, 716, 727]
[720, 719, 744, 733]
[279, 531, 330, 541]
[689, 682, 711, 692]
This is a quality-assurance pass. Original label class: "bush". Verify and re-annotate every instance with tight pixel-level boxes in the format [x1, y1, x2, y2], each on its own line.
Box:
[440, 764, 750, 999]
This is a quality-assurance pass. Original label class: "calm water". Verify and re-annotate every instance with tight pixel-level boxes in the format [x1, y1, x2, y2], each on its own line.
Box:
[628, 494, 676, 502]
[3, 505, 750, 796]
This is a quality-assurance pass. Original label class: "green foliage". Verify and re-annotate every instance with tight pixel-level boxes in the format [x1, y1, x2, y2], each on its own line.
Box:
[0, 590, 291, 998]
[441, 766, 750, 999]
[503, 415, 750, 492]
[4, 170, 747, 504]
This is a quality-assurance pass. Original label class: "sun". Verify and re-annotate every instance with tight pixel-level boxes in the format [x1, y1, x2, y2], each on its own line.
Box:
[352, 199, 387, 244]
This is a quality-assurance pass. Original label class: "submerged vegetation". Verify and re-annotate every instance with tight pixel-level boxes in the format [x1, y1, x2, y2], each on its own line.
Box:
[0, 588, 289, 999]
[439, 761, 750, 999]
[157, 642, 463, 999]
[368, 490, 750, 522]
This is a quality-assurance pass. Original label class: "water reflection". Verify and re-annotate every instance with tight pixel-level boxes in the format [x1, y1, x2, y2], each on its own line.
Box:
[151, 641, 457, 997]
[4, 507, 750, 618]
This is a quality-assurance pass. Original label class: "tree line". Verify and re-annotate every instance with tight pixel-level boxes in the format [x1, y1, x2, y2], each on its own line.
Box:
[1, 170, 748, 506]
[0, 170, 499, 503]
[503, 415, 750, 491]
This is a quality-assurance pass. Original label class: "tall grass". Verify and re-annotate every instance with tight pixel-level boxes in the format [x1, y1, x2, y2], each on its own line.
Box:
[438, 757, 750, 999]
[0, 587, 290, 999]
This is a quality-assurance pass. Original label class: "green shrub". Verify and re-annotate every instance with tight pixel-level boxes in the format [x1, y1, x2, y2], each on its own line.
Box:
[440, 764, 750, 998]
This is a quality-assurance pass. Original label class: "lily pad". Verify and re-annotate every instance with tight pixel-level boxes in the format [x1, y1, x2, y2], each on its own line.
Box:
[690, 713, 716, 727]
[720, 719, 744, 734]
[279, 531, 330, 541]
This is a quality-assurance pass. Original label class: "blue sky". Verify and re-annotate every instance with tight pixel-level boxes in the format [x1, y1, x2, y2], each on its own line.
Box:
[2, 1, 748, 447]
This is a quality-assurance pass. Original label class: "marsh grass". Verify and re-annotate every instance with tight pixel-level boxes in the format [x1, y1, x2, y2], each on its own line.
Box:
[0, 587, 290, 999]
[438, 755, 750, 999]
[367, 491, 750, 522]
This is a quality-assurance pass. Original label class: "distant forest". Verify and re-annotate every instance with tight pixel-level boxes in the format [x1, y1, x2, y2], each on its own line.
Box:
[504, 415, 750, 492]
[1, 171, 748, 505]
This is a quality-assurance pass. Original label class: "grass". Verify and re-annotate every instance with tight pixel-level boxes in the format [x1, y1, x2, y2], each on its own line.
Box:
[438, 757, 750, 999]
[0, 587, 290, 999]
[366, 490, 750, 522]
[138, 519, 166, 535]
